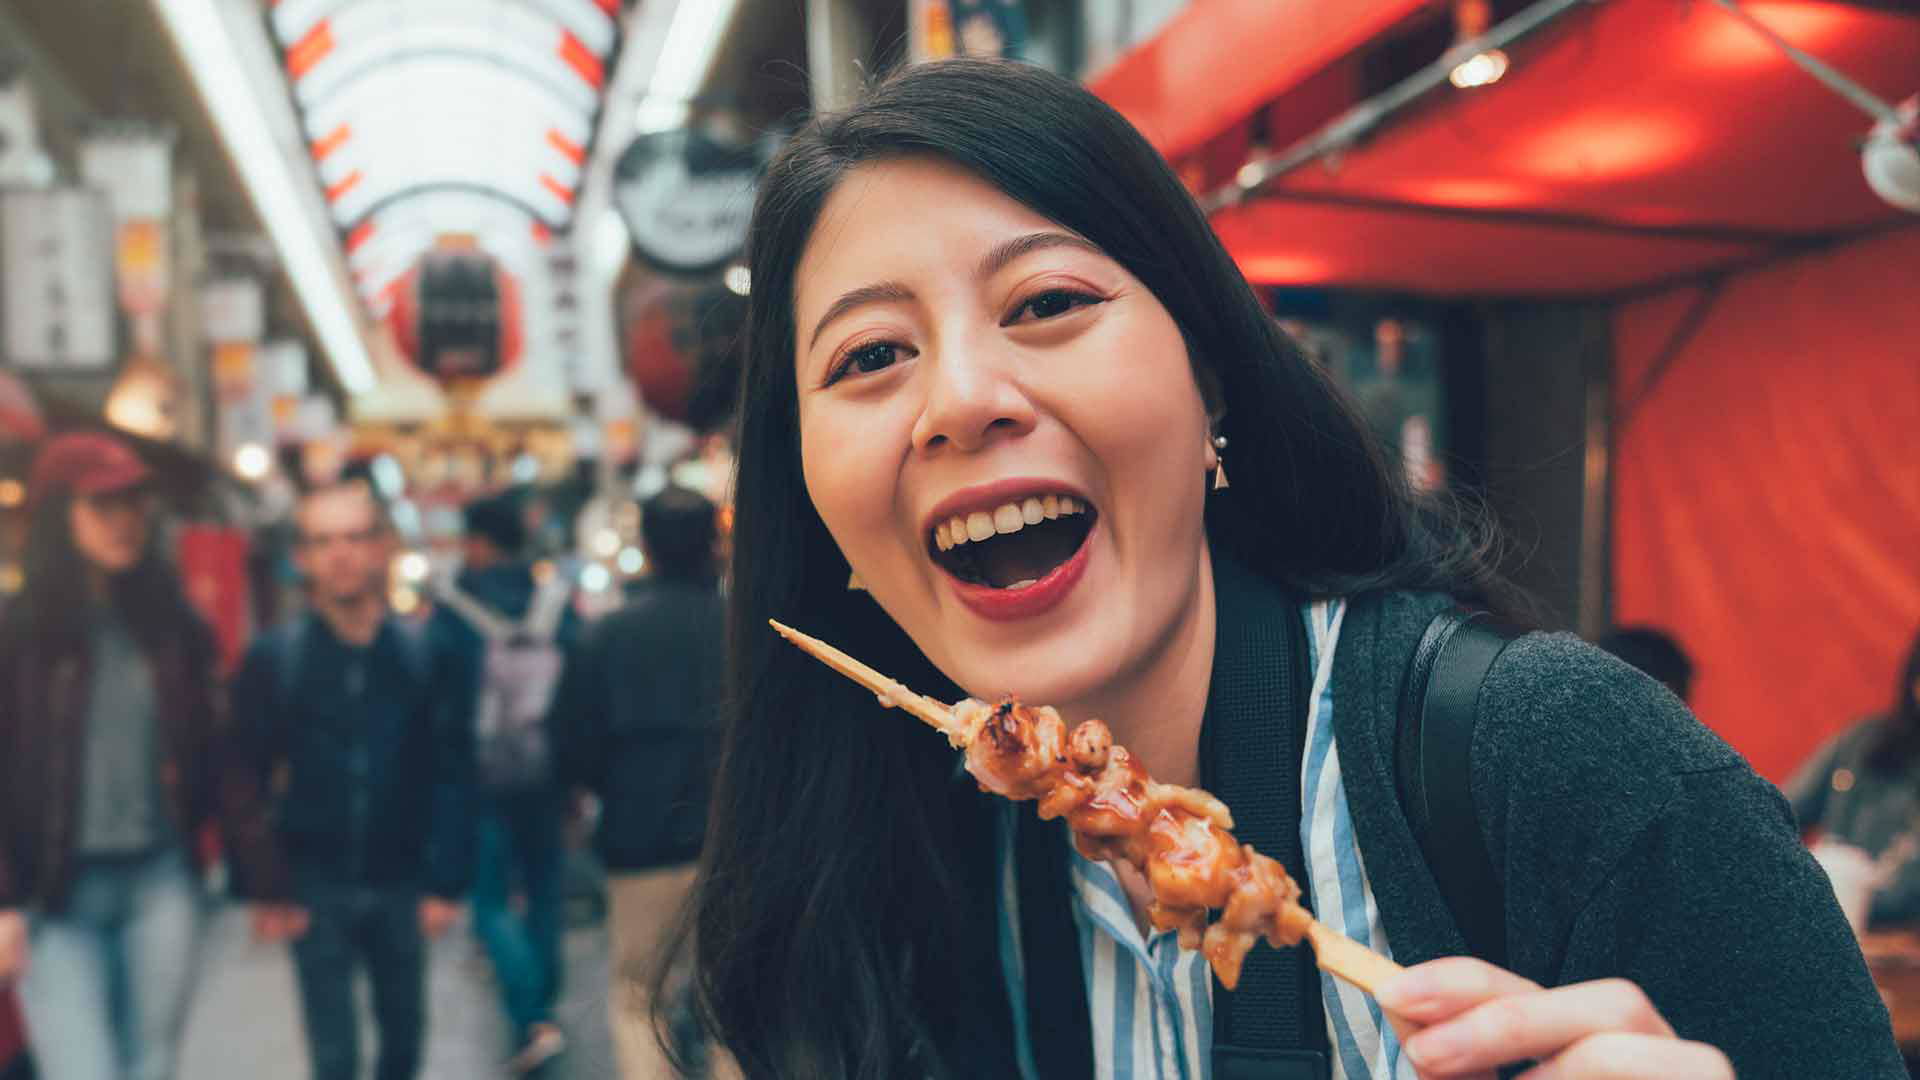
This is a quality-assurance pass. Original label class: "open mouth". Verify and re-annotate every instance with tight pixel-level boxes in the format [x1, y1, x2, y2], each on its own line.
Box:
[929, 494, 1096, 590]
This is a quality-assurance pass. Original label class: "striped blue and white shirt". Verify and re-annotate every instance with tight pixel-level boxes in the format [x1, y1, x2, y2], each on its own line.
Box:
[995, 598, 1417, 1080]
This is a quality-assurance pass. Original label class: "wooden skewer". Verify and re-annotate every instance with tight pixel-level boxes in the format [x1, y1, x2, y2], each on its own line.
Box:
[768, 618, 1407, 997]
[768, 620, 961, 737]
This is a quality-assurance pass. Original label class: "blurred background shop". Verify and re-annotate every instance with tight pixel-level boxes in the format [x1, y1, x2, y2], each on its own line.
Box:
[0, 0, 1915, 1076]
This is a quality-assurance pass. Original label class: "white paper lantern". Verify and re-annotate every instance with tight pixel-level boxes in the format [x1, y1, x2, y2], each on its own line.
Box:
[1862, 95, 1920, 215]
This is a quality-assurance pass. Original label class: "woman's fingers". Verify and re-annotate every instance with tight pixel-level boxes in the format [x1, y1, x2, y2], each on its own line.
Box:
[1379, 957, 1538, 1080]
[1377, 955, 1543, 1026]
[1397, 979, 1674, 1077]
[1516, 1032, 1735, 1080]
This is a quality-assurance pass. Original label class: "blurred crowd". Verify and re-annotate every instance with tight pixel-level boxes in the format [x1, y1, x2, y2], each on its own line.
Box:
[0, 430, 728, 1080]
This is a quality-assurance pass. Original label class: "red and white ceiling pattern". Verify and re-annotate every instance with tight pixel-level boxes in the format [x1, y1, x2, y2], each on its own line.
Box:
[268, 0, 618, 317]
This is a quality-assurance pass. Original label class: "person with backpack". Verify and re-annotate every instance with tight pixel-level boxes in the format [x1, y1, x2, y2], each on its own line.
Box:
[549, 486, 726, 1079]
[683, 59, 1903, 1079]
[428, 493, 577, 1075]
[230, 482, 470, 1080]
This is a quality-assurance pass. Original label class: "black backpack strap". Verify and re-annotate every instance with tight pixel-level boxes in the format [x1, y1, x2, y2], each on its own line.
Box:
[1014, 812, 1095, 1080]
[1396, 611, 1520, 968]
[1203, 557, 1328, 1080]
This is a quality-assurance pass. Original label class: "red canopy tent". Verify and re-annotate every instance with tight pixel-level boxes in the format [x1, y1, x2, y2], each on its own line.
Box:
[1091, 0, 1920, 780]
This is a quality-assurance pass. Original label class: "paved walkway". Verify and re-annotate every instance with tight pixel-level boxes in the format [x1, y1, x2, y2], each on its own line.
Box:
[178, 903, 619, 1079]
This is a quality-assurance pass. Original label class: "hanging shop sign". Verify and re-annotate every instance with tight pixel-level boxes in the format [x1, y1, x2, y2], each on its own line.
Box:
[79, 130, 174, 220]
[0, 188, 116, 372]
[612, 127, 771, 275]
[260, 340, 312, 445]
[199, 277, 270, 460]
[81, 130, 177, 356]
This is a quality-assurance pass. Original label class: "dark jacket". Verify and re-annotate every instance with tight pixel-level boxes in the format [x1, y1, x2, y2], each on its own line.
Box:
[230, 613, 471, 899]
[0, 613, 285, 911]
[551, 575, 724, 871]
[1345, 591, 1899, 1078]
[978, 588, 1904, 1079]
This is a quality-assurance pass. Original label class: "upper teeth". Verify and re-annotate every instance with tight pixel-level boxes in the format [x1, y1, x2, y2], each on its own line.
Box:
[935, 495, 1084, 552]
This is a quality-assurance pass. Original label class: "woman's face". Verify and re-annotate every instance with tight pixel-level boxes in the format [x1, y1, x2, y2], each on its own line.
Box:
[69, 489, 151, 574]
[793, 157, 1215, 708]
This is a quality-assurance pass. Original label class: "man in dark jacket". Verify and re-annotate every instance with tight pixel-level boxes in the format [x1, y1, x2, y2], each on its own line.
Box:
[427, 493, 576, 1074]
[231, 482, 470, 1080]
[551, 485, 725, 1079]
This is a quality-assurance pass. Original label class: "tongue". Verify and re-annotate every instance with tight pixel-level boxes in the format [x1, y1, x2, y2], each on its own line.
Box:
[972, 519, 1083, 589]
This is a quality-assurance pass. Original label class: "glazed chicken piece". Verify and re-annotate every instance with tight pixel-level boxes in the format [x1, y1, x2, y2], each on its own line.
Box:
[960, 696, 1311, 988]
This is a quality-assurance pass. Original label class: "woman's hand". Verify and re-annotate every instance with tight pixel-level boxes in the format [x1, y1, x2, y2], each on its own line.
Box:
[1376, 957, 1733, 1079]
[250, 903, 310, 944]
[0, 908, 26, 981]
[418, 897, 460, 940]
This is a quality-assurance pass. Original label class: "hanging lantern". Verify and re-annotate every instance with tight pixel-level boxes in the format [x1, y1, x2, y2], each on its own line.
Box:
[1863, 94, 1920, 214]
[389, 248, 524, 387]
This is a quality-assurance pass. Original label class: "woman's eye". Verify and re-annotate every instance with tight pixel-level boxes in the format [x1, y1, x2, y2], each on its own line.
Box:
[1010, 289, 1101, 324]
[829, 341, 904, 385]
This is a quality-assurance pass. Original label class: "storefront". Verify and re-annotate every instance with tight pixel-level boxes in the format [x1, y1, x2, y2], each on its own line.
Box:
[1087, 0, 1920, 780]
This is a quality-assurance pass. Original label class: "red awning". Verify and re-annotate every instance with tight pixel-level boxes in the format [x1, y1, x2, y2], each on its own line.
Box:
[1087, 0, 1435, 163]
[1125, 0, 1920, 297]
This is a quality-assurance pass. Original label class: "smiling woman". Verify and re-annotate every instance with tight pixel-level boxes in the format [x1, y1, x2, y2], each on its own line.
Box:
[681, 58, 1902, 1080]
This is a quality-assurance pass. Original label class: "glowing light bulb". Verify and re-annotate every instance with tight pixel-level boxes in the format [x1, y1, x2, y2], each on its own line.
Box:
[581, 564, 613, 593]
[617, 547, 645, 575]
[1450, 49, 1509, 89]
[723, 264, 751, 296]
[233, 443, 273, 482]
[396, 551, 431, 584]
[592, 528, 622, 558]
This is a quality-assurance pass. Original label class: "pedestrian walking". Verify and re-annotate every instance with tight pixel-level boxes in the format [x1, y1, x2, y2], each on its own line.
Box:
[0, 431, 288, 1080]
[229, 482, 470, 1080]
[551, 486, 725, 1078]
[428, 493, 575, 1074]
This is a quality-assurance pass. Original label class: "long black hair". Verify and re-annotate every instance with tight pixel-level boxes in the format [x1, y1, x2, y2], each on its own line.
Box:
[1866, 628, 1920, 772]
[688, 57, 1507, 1077]
[4, 490, 196, 654]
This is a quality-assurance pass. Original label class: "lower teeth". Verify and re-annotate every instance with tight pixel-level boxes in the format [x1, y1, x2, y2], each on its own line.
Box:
[1007, 578, 1038, 590]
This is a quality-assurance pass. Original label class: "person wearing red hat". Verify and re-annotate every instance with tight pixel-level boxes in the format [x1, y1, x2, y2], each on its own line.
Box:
[0, 431, 290, 1080]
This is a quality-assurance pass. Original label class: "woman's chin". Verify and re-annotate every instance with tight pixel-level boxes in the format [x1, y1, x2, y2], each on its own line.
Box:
[942, 634, 1120, 713]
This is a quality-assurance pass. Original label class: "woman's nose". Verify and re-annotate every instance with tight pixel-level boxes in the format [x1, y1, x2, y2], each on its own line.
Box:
[911, 340, 1038, 454]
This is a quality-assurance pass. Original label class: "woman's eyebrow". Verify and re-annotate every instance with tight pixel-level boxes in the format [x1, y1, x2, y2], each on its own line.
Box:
[808, 281, 914, 350]
[976, 231, 1103, 280]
